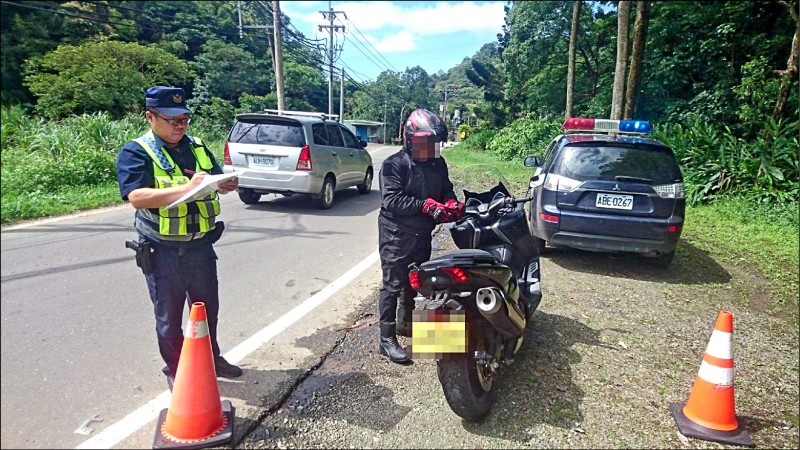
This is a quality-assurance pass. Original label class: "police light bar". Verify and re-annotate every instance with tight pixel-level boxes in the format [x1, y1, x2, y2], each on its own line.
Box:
[563, 118, 652, 134]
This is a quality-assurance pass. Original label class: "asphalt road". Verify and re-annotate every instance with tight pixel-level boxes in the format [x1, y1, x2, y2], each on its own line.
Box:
[0, 143, 398, 449]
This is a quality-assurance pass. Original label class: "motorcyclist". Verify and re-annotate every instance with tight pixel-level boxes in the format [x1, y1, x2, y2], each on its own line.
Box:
[377, 108, 464, 364]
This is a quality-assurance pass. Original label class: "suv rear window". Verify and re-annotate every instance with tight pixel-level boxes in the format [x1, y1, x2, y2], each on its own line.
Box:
[552, 144, 682, 184]
[229, 119, 305, 147]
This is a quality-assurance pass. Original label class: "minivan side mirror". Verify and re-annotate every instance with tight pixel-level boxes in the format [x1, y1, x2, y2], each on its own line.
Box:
[524, 155, 539, 167]
[358, 139, 368, 149]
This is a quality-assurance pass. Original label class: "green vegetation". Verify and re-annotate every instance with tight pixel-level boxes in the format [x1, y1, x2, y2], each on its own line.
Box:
[0, 105, 224, 223]
[443, 146, 799, 307]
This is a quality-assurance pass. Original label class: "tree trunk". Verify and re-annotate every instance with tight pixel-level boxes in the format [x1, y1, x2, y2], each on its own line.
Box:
[773, 0, 799, 122]
[624, 1, 650, 119]
[611, 1, 632, 120]
[566, 0, 582, 120]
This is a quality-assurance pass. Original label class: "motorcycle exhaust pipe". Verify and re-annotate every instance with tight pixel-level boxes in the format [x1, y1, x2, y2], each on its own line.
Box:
[475, 287, 526, 338]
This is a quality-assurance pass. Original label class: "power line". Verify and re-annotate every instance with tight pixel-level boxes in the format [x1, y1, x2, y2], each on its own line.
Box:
[341, 14, 398, 72]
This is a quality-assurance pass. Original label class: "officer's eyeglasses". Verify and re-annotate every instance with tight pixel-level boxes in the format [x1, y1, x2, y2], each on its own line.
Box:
[154, 113, 191, 127]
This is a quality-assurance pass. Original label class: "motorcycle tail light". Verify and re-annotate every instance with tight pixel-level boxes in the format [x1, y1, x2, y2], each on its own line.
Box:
[409, 270, 422, 289]
[441, 267, 469, 283]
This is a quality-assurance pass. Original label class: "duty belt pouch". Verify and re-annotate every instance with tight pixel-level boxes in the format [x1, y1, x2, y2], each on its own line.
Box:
[206, 221, 225, 244]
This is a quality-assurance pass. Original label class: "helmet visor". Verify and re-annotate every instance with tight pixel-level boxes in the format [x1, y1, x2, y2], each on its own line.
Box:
[410, 132, 441, 161]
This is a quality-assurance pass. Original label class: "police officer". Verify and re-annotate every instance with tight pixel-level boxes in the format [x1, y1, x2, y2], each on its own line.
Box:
[117, 86, 242, 390]
[377, 108, 464, 363]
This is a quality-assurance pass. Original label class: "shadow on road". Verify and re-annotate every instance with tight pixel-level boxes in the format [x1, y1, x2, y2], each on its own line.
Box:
[242, 188, 381, 217]
[462, 311, 608, 442]
[543, 240, 731, 285]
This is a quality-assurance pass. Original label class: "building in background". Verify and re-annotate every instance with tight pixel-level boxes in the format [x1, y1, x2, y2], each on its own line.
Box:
[343, 120, 386, 143]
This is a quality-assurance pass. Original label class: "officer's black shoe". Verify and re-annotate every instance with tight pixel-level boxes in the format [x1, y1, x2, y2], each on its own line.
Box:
[214, 357, 243, 378]
[379, 322, 410, 364]
[166, 374, 175, 392]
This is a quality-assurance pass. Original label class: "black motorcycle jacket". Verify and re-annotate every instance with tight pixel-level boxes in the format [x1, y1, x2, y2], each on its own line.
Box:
[379, 146, 457, 233]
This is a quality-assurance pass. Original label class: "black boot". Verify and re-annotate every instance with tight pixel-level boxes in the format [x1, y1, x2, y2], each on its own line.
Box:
[379, 322, 410, 364]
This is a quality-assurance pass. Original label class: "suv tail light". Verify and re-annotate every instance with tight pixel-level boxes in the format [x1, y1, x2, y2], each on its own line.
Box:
[544, 173, 581, 192]
[296, 145, 312, 171]
[223, 141, 232, 166]
[653, 182, 685, 199]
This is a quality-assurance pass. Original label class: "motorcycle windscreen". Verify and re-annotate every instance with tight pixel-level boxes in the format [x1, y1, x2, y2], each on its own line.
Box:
[410, 310, 467, 359]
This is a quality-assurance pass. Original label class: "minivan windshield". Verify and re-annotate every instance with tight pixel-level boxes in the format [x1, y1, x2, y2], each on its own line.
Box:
[552, 144, 682, 184]
[229, 120, 305, 147]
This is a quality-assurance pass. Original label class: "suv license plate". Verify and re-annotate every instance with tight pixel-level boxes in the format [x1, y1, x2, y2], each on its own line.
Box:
[596, 193, 633, 210]
[251, 156, 276, 168]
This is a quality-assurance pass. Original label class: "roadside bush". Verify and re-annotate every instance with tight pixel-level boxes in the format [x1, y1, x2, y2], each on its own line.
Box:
[486, 115, 560, 161]
[460, 129, 496, 152]
[653, 114, 799, 205]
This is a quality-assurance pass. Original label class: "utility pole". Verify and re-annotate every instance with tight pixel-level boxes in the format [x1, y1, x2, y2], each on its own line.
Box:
[273, 1, 285, 111]
[339, 69, 345, 121]
[238, 2, 275, 97]
[383, 101, 387, 144]
[319, 2, 345, 115]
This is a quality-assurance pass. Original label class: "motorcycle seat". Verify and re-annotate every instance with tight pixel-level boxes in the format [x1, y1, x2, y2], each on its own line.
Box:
[419, 249, 496, 269]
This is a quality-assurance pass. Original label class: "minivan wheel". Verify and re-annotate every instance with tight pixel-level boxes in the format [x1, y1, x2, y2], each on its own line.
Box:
[238, 188, 261, 204]
[357, 169, 373, 194]
[313, 177, 335, 209]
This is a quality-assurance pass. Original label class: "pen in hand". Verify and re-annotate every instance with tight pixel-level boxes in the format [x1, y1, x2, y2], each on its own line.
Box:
[183, 168, 196, 175]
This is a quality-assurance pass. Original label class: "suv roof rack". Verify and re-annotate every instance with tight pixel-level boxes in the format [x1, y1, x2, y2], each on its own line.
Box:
[263, 109, 340, 120]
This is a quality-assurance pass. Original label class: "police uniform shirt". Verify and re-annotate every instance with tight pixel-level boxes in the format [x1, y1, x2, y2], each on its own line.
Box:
[117, 135, 222, 201]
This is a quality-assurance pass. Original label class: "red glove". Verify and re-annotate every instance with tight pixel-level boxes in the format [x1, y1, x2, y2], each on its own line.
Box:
[445, 199, 465, 219]
[422, 198, 446, 217]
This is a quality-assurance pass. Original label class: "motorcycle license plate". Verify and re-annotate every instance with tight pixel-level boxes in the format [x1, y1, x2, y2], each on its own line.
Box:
[410, 310, 466, 359]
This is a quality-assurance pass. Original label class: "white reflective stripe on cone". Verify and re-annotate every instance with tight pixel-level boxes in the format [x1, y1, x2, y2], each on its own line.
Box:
[705, 329, 733, 360]
[697, 360, 734, 386]
[185, 320, 209, 339]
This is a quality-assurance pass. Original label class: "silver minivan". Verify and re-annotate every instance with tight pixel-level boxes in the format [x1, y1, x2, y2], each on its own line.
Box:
[222, 110, 374, 209]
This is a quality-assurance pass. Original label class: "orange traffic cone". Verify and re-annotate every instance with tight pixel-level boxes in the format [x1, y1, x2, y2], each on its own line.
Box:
[670, 310, 754, 447]
[153, 302, 235, 449]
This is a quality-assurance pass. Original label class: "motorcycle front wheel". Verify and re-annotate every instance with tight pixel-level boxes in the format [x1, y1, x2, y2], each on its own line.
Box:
[436, 340, 496, 421]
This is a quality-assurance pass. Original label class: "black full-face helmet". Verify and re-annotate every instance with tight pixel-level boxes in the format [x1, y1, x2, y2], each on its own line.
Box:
[403, 108, 448, 151]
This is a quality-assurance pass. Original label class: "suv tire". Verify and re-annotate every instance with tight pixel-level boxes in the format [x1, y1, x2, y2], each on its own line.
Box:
[650, 251, 675, 267]
[533, 236, 547, 255]
[238, 188, 261, 204]
[357, 169, 373, 194]
[313, 176, 335, 209]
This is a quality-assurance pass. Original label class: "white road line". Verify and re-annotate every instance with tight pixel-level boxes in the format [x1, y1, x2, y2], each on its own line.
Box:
[75, 249, 380, 449]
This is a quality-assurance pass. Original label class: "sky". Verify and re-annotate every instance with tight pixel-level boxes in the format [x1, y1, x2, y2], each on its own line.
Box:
[279, 1, 507, 84]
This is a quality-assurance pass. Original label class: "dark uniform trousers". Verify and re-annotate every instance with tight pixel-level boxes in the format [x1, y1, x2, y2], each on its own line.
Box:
[378, 221, 432, 324]
[145, 241, 221, 377]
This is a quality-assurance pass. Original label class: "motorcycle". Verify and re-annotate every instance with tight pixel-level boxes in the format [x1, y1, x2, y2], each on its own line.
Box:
[408, 164, 543, 421]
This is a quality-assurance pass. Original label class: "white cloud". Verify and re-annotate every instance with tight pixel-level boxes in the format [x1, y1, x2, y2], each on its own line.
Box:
[372, 30, 417, 54]
[283, 1, 505, 36]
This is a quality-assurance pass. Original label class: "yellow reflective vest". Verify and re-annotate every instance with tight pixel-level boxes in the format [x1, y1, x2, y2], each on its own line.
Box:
[133, 130, 220, 238]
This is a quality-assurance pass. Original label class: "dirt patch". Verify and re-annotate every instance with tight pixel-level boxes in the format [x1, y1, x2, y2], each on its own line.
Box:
[238, 230, 799, 449]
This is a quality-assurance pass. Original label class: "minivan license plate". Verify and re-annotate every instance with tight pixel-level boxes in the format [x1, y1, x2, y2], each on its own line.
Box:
[251, 155, 275, 168]
[596, 193, 633, 210]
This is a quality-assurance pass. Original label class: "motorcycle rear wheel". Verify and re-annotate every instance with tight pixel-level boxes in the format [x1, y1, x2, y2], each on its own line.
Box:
[436, 352, 496, 421]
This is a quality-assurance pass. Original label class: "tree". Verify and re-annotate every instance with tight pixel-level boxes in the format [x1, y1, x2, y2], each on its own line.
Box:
[23, 41, 190, 118]
[190, 40, 263, 109]
[773, 0, 799, 121]
[611, 0, 631, 119]
[566, 0, 582, 119]
[623, 0, 650, 119]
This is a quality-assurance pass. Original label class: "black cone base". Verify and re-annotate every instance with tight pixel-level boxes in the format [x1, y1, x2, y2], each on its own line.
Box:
[670, 403, 754, 448]
[153, 400, 235, 449]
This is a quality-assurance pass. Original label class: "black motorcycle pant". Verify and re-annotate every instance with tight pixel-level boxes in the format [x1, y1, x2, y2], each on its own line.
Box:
[378, 222, 432, 325]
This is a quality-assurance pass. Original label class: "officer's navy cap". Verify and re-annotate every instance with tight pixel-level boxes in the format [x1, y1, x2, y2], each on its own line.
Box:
[145, 86, 192, 117]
